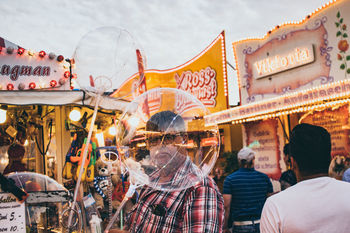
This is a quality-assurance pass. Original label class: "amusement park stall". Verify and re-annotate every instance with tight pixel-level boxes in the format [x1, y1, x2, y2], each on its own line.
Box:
[0, 37, 127, 232]
[205, 0, 350, 181]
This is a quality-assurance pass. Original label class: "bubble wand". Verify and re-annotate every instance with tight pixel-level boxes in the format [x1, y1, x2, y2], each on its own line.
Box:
[104, 49, 148, 232]
[68, 76, 111, 229]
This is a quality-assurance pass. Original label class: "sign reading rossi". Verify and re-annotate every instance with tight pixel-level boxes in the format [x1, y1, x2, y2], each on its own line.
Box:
[300, 104, 350, 157]
[111, 31, 228, 114]
[243, 119, 282, 180]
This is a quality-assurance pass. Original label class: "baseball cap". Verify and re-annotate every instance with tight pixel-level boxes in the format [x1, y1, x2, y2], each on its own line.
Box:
[238, 147, 256, 161]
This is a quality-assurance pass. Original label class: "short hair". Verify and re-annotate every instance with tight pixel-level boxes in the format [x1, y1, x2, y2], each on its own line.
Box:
[283, 143, 290, 156]
[290, 123, 331, 174]
[146, 111, 185, 133]
[8, 143, 25, 159]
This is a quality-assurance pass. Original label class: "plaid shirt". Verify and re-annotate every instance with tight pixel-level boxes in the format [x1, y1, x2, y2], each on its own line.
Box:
[125, 163, 224, 233]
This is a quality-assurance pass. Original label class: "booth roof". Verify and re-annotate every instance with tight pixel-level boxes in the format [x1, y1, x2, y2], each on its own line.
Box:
[0, 90, 129, 111]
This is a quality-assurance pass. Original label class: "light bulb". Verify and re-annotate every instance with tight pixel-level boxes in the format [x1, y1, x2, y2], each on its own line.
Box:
[0, 109, 6, 124]
[69, 109, 81, 122]
[108, 126, 116, 136]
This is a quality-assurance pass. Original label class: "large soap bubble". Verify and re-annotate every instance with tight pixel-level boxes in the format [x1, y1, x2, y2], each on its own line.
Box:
[69, 26, 146, 230]
[72, 26, 146, 96]
[105, 88, 220, 232]
[5, 172, 82, 232]
[117, 87, 220, 191]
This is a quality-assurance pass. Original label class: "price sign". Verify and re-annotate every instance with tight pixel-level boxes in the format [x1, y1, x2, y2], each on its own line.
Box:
[0, 193, 25, 232]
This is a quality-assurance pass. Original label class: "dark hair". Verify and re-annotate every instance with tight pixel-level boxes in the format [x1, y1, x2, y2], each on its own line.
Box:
[283, 143, 290, 156]
[290, 123, 331, 175]
[146, 111, 185, 132]
[279, 170, 297, 185]
[8, 143, 25, 159]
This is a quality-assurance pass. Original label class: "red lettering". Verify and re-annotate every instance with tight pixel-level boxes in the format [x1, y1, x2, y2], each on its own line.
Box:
[10, 65, 20, 81]
[42, 67, 50, 76]
[1, 65, 10, 75]
[175, 67, 218, 110]
[20, 66, 32, 76]
[33, 67, 41, 76]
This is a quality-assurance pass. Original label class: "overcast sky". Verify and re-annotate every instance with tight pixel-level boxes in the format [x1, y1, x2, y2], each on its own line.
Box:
[0, 0, 330, 105]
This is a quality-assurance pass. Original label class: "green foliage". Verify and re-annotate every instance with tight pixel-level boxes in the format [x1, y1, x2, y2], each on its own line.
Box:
[221, 151, 239, 175]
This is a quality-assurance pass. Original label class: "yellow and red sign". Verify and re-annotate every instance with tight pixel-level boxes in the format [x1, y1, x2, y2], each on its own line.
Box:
[111, 31, 229, 113]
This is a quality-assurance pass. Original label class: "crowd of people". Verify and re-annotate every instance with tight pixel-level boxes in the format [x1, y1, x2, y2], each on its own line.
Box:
[110, 112, 350, 233]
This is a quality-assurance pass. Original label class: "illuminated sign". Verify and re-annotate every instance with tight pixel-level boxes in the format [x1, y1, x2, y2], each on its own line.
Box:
[175, 67, 217, 106]
[253, 44, 315, 79]
[0, 48, 70, 90]
[204, 79, 350, 126]
[111, 31, 228, 114]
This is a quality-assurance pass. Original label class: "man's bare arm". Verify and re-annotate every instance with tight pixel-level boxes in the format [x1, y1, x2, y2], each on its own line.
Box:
[223, 194, 232, 233]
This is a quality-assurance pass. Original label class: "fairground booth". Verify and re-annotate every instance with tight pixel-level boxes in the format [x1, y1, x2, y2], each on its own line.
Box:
[205, 0, 350, 182]
[0, 37, 127, 232]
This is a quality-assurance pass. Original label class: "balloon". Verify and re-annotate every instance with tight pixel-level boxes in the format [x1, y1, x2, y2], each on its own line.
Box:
[72, 26, 147, 96]
[6, 172, 82, 232]
[116, 87, 220, 191]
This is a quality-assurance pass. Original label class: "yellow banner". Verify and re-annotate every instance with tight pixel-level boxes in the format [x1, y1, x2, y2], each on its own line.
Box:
[111, 31, 228, 113]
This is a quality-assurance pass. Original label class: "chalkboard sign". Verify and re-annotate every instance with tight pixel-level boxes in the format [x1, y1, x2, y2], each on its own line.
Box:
[0, 192, 25, 232]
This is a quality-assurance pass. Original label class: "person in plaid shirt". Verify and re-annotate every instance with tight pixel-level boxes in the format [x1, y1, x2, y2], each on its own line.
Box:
[110, 111, 224, 233]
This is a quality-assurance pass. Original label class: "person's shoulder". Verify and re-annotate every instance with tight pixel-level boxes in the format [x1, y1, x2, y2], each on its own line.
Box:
[331, 177, 350, 189]
[204, 176, 220, 188]
[270, 179, 308, 201]
[224, 170, 241, 180]
[192, 176, 221, 193]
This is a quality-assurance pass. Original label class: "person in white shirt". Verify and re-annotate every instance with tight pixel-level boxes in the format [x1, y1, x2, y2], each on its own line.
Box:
[260, 123, 350, 233]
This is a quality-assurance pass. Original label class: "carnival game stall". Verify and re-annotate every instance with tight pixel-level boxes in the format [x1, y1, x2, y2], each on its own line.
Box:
[205, 0, 350, 184]
[0, 35, 129, 232]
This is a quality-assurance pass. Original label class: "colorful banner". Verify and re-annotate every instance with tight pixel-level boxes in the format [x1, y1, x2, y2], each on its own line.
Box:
[233, 0, 350, 105]
[111, 31, 229, 113]
[242, 119, 283, 180]
[300, 104, 350, 157]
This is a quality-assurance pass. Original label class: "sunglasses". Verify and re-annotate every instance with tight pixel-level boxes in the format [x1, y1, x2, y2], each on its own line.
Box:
[146, 133, 184, 147]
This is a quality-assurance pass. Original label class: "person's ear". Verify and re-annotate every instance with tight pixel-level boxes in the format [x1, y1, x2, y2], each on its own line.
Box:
[290, 157, 300, 182]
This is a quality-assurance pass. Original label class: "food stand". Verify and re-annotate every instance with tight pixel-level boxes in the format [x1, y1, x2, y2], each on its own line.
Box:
[205, 0, 350, 180]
